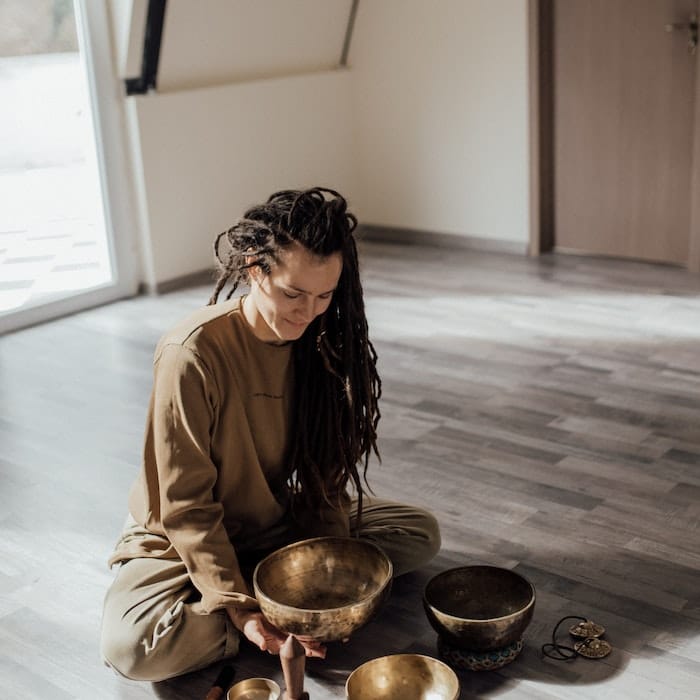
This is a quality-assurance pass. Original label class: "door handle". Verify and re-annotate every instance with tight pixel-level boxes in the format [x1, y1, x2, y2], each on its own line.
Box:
[665, 13, 698, 55]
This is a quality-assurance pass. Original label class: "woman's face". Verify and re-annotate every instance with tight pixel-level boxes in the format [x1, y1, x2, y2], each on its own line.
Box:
[244, 242, 343, 344]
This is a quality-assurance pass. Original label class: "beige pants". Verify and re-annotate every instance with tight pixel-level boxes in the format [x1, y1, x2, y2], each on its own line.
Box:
[100, 498, 440, 682]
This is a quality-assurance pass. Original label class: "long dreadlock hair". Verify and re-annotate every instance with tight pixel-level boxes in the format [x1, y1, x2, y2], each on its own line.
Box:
[209, 187, 381, 528]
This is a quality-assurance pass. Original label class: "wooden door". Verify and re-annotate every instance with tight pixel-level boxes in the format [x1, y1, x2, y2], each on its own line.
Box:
[553, 0, 699, 265]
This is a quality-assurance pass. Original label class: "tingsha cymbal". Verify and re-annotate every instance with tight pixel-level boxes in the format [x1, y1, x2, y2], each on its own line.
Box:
[574, 637, 612, 659]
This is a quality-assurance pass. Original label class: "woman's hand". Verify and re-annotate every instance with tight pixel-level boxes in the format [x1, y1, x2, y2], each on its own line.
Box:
[228, 608, 327, 658]
[229, 609, 285, 654]
[291, 634, 327, 659]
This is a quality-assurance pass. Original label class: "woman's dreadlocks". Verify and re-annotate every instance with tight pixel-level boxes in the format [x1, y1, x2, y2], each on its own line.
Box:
[209, 187, 381, 528]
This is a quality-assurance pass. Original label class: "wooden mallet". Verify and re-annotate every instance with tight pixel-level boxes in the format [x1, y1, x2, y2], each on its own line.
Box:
[280, 635, 309, 700]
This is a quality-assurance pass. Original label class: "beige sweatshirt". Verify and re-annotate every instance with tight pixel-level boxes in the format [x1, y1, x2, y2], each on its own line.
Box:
[109, 296, 349, 613]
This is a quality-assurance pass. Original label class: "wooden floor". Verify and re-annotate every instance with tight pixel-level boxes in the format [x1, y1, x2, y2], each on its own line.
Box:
[1, 241, 699, 699]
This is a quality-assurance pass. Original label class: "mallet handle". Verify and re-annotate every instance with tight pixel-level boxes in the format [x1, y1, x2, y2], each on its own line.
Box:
[280, 635, 307, 700]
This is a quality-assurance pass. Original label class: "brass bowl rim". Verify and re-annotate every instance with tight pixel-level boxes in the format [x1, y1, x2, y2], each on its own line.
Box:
[253, 536, 393, 615]
[227, 676, 281, 699]
[345, 653, 459, 698]
[424, 565, 536, 624]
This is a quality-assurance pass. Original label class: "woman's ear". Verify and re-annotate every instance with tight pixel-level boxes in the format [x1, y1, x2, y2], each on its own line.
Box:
[246, 257, 262, 285]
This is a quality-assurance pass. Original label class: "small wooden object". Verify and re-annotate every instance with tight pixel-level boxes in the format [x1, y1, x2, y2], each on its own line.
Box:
[280, 635, 308, 700]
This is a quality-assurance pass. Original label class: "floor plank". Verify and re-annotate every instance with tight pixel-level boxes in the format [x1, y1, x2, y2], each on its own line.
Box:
[1, 241, 700, 698]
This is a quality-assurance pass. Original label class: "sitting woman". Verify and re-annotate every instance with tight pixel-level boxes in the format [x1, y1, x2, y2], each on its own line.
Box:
[100, 187, 440, 681]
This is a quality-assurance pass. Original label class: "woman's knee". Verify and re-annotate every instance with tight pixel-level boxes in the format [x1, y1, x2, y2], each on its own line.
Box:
[426, 510, 442, 553]
[101, 628, 163, 681]
[101, 627, 232, 682]
[412, 508, 442, 566]
[101, 601, 240, 682]
[100, 596, 188, 681]
[372, 504, 442, 576]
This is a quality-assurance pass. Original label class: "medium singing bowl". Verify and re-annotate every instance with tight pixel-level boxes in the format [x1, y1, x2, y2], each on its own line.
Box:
[423, 566, 535, 651]
[253, 536, 393, 642]
[345, 654, 460, 700]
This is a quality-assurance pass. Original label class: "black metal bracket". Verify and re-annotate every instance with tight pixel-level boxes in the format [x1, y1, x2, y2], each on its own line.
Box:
[340, 0, 359, 66]
[125, 0, 167, 95]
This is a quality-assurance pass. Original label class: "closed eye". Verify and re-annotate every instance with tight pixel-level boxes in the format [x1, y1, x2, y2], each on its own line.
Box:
[283, 290, 333, 300]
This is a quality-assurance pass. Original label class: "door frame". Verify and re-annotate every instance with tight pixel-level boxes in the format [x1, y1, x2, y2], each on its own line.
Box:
[0, 0, 141, 335]
[527, 0, 700, 272]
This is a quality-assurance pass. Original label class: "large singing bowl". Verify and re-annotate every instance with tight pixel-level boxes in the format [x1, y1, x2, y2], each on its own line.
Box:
[253, 537, 393, 642]
[423, 566, 535, 651]
[346, 654, 460, 700]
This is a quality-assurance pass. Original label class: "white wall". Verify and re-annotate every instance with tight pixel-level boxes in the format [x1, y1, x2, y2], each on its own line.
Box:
[118, 0, 531, 286]
[348, 0, 529, 245]
[129, 71, 357, 287]
[117, 0, 357, 288]
[158, 0, 353, 91]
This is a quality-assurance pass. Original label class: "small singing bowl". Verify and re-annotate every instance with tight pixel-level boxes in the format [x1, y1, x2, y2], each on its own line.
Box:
[424, 566, 535, 651]
[345, 654, 460, 700]
[226, 677, 281, 700]
[253, 536, 392, 643]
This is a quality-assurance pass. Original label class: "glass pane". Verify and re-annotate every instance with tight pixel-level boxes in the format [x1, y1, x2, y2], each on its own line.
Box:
[0, 0, 113, 314]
